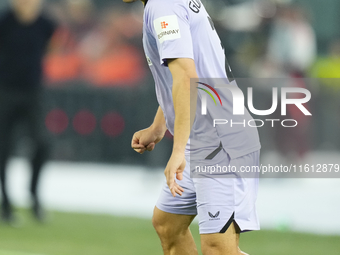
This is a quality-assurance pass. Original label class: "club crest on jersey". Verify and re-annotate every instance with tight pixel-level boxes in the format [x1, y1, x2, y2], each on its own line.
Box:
[154, 15, 181, 43]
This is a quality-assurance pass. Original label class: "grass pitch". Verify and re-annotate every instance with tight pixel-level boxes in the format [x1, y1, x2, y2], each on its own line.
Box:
[0, 209, 339, 255]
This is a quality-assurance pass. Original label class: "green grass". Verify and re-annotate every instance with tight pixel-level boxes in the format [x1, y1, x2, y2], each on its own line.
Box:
[0, 210, 339, 255]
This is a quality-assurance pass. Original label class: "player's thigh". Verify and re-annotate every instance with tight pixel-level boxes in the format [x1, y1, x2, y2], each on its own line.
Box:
[155, 154, 197, 227]
[200, 221, 240, 255]
[152, 206, 196, 235]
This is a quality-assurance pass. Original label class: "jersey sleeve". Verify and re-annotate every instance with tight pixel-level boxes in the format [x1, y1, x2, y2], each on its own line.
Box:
[147, 2, 194, 66]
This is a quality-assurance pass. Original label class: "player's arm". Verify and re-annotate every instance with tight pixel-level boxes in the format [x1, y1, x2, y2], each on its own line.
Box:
[131, 106, 167, 154]
[151, 106, 168, 136]
[169, 58, 198, 153]
[164, 58, 198, 197]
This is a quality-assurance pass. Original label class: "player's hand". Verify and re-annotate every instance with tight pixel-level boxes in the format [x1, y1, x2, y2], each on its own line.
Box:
[131, 127, 165, 154]
[164, 152, 185, 197]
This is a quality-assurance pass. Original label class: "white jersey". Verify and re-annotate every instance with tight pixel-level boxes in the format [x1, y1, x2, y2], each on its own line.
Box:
[143, 0, 261, 159]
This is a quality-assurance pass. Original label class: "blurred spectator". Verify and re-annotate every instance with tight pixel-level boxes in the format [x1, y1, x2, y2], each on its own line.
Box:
[0, 0, 56, 223]
[266, 5, 316, 76]
[79, 7, 145, 86]
[267, 5, 316, 160]
[43, 0, 94, 84]
[248, 4, 316, 161]
[44, 1, 146, 87]
[65, 0, 96, 41]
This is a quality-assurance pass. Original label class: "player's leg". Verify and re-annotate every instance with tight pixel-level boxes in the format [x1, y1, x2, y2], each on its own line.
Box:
[153, 155, 198, 255]
[200, 221, 241, 255]
[0, 93, 16, 222]
[30, 143, 48, 220]
[152, 207, 198, 255]
[25, 93, 49, 220]
[0, 145, 12, 221]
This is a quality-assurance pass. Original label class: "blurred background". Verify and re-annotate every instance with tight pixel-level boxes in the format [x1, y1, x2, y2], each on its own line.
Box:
[0, 0, 339, 254]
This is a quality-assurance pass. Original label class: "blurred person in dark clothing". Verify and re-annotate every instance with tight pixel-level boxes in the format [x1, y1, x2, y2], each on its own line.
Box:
[0, 0, 56, 223]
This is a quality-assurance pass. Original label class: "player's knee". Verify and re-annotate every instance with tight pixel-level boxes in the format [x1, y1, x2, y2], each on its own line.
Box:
[201, 238, 238, 255]
[152, 216, 177, 251]
[201, 239, 219, 255]
[152, 213, 171, 238]
[152, 213, 186, 245]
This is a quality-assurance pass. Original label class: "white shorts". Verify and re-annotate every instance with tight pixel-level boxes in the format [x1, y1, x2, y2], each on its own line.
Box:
[156, 148, 260, 234]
